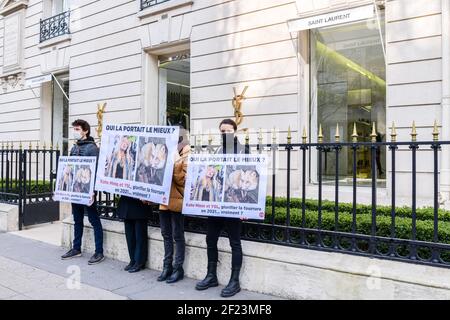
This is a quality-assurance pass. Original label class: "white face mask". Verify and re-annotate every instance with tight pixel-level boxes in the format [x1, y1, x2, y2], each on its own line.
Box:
[73, 131, 83, 141]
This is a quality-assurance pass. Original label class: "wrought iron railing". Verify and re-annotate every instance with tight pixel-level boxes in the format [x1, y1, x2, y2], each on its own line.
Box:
[141, 0, 171, 10]
[0, 142, 60, 229]
[95, 122, 450, 269]
[40, 11, 70, 43]
[3, 122, 450, 268]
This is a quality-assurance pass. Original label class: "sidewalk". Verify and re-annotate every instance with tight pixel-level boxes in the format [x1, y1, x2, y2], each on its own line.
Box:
[0, 232, 280, 300]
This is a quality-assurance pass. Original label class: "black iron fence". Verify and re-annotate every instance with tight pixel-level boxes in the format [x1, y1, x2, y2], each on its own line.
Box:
[0, 143, 60, 229]
[95, 123, 450, 269]
[3, 123, 450, 268]
[141, 0, 171, 10]
[40, 11, 70, 43]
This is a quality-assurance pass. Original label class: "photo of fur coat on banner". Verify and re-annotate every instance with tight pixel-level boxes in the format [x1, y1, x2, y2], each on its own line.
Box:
[105, 135, 136, 181]
[135, 137, 168, 186]
[57, 165, 74, 192]
[224, 166, 259, 204]
[191, 165, 224, 202]
[72, 166, 92, 194]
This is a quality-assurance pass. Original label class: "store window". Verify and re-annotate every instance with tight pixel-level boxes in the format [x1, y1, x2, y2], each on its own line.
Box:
[310, 13, 386, 185]
[158, 52, 190, 130]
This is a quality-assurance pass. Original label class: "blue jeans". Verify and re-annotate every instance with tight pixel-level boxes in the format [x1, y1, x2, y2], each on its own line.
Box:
[72, 202, 104, 254]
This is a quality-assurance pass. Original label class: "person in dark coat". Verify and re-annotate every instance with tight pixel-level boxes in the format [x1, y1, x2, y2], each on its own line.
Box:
[61, 119, 105, 265]
[116, 196, 152, 273]
[195, 119, 246, 298]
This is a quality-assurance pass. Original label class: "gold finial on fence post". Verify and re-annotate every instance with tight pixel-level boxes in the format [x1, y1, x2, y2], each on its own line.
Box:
[411, 121, 418, 142]
[56, 142, 60, 152]
[28, 141, 32, 150]
[245, 130, 250, 145]
[352, 123, 358, 143]
[302, 127, 308, 144]
[43, 141, 47, 150]
[433, 120, 440, 142]
[208, 131, 213, 146]
[50, 141, 53, 150]
[1, 141, 4, 149]
[371, 122, 377, 143]
[335, 123, 340, 143]
[19, 141, 23, 150]
[36, 141, 40, 150]
[272, 127, 277, 145]
[258, 128, 263, 146]
[391, 122, 397, 143]
[318, 124, 324, 143]
[287, 126, 292, 144]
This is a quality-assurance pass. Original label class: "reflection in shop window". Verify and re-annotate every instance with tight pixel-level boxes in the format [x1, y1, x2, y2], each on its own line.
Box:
[158, 53, 190, 131]
[310, 14, 386, 186]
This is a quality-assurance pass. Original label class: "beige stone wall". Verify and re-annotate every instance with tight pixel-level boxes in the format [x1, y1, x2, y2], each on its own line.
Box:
[62, 217, 450, 300]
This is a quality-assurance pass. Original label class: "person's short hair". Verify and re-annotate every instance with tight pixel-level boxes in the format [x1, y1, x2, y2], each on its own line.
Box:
[219, 119, 238, 131]
[72, 119, 91, 137]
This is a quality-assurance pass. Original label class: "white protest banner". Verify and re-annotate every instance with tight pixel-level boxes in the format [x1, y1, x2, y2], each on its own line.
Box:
[182, 154, 268, 220]
[54, 156, 96, 205]
[95, 123, 179, 205]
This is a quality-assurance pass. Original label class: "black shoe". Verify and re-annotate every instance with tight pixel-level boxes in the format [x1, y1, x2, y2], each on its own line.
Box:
[220, 269, 241, 298]
[157, 265, 173, 282]
[61, 249, 81, 260]
[88, 253, 105, 265]
[195, 262, 219, 291]
[124, 262, 135, 271]
[166, 266, 184, 284]
[221, 268, 241, 298]
[128, 264, 145, 273]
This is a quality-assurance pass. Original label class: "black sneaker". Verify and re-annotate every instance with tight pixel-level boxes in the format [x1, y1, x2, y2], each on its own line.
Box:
[88, 253, 105, 265]
[61, 249, 82, 260]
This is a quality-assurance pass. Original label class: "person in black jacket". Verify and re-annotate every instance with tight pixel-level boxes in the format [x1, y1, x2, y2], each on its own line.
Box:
[61, 119, 105, 265]
[116, 196, 152, 273]
[196, 119, 246, 298]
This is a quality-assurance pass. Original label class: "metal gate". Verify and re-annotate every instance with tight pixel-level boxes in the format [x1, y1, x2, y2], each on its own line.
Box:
[0, 144, 60, 230]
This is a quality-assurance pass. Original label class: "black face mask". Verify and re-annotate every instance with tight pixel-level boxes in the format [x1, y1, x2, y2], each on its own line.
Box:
[221, 133, 235, 147]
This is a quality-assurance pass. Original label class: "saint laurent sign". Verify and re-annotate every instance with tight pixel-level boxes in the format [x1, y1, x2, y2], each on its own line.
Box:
[288, 4, 375, 32]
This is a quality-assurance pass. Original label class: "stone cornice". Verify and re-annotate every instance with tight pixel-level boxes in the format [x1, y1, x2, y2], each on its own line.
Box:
[0, 0, 29, 17]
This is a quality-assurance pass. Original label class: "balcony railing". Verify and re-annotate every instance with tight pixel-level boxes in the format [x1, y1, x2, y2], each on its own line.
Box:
[141, 0, 171, 10]
[40, 11, 70, 43]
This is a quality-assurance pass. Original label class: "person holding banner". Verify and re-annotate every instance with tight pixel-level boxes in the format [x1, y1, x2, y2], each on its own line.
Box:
[61, 120, 105, 265]
[157, 127, 190, 284]
[116, 196, 152, 273]
[195, 119, 246, 298]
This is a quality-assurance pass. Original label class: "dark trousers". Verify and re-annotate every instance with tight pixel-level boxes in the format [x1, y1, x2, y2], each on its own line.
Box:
[124, 219, 148, 267]
[159, 212, 185, 268]
[206, 217, 242, 270]
[72, 203, 103, 254]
